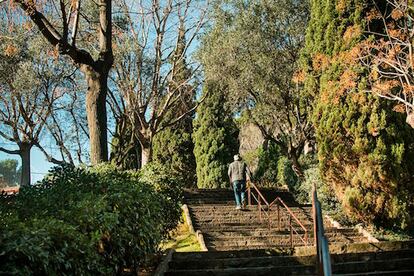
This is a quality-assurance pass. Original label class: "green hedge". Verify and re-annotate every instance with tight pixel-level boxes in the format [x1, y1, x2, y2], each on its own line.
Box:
[0, 163, 182, 275]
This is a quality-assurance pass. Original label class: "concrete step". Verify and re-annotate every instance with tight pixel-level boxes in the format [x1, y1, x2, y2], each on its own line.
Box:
[169, 254, 316, 270]
[189, 204, 313, 210]
[205, 240, 311, 249]
[334, 269, 414, 276]
[191, 213, 314, 221]
[204, 235, 365, 249]
[194, 222, 335, 232]
[184, 188, 295, 198]
[165, 264, 316, 276]
[201, 232, 362, 245]
[205, 237, 361, 250]
[194, 222, 318, 231]
[192, 219, 314, 226]
[330, 249, 414, 264]
[202, 227, 358, 236]
[206, 244, 295, 251]
[184, 191, 299, 206]
[334, 270, 414, 275]
[189, 208, 313, 216]
[192, 215, 313, 222]
[332, 257, 414, 274]
[169, 249, 414, 271]
[171, 249, 292, 261]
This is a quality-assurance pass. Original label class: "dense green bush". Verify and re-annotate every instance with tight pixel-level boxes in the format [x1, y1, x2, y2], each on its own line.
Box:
[276, 157, 297, 189]
[254, 144, 280, 186]
[0, 163, 182, 274]
[254, 143, 298, 189]
[294, 165, 340, 209]
[139, 162, 183, 233]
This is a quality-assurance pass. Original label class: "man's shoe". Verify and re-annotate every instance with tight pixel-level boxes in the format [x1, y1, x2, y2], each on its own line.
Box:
[235, 206, 241, 210]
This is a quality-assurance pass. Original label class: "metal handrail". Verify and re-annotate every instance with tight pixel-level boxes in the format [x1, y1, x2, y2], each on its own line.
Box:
[249, 182, 269, 206]
[312, 185, 332, 276]
[249, 182, 271, 224]
[270, 197, 308, 245]
[247, 181, 308, 247]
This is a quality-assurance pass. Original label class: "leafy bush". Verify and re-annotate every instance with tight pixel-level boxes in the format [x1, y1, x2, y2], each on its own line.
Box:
[294, 165, 340, 209]
[139, 162, 183, 234]
[276, 157, 297, 189]
[0, 217, 106, 275]
[254, 144, 280, 186]
[0, 163, 182, 274]
[254, 143, 300, 189]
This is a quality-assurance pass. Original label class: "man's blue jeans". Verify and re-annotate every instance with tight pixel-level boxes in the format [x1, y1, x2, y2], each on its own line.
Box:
[233, 180, 246, 207]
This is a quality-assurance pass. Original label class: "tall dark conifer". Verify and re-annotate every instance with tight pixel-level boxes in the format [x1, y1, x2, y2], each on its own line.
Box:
[193, 85, 239, 188]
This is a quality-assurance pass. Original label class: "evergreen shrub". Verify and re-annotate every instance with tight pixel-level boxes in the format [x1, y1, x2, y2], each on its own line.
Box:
[276, 157, 297, 189]
[254, 144, 280, 187]
[0, 164, 182, 274]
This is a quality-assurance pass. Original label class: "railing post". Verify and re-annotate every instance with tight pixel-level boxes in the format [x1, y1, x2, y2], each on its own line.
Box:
[258, 198, 262, 221]
[277, 203, 280, 231]
[289, 215, 293, 248]
[268, 210, 271, 230]
[305, 231, 308, 245]
[248, 182, 251, 206]
[313, 188, 318, 247]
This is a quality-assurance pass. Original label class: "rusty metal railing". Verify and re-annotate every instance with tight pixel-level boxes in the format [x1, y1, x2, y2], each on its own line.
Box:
[247, 181, 308, 247]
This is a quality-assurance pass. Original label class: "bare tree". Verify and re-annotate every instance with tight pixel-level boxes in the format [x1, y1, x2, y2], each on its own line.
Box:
[109, 0, 209, 166]
[38, 82, 90, 165]
[0, 23, 86, 185]
[360, 0, 414, 127]
[0, 58, 62, 185]
[8, 0, 114, 164]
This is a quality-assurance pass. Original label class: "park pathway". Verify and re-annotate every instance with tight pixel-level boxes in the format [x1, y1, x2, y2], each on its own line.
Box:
[162, 189, 414, 275]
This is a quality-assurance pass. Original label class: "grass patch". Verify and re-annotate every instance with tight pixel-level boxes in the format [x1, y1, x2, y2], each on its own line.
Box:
[161, 213, 201, 252]
[371, 227, 414, 241]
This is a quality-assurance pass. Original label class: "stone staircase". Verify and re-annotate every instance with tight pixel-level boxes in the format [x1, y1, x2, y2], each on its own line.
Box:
[160, 189, 414, 275]
[185, 189, 365, 250]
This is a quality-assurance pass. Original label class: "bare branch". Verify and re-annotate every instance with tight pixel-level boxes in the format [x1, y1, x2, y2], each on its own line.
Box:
[0, 147, 20, 155]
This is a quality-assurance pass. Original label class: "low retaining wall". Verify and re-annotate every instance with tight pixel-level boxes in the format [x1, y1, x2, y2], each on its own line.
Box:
[181, 204, 208, 251]
[324, 215, 379, 243]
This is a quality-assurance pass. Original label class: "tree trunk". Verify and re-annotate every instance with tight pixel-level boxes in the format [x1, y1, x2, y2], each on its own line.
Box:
[20, 143, 32, 186]
[82, 65, 109, 164]
[290, 153, 304, 179]
[141, 145, 152, 167]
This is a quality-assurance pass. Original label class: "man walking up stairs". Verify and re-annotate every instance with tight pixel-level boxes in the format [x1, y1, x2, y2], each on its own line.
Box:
[228, 154, 252, 210]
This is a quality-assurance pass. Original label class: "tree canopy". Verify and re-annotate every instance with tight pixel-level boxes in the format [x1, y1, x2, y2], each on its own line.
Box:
[199, 0, 312, 177]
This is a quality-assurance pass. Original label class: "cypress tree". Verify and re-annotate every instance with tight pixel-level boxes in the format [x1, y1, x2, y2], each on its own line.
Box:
[152, 118, 196, 187]
[152, 20, 197, 187]
[193, 86, 239, 189]
[302, 0, 414, 229]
